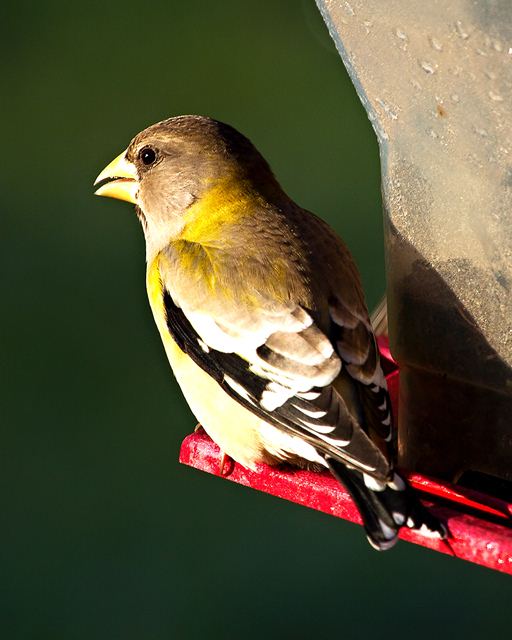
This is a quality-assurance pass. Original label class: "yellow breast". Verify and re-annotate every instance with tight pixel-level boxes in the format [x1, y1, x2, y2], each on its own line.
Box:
[146, 255, 268, 468]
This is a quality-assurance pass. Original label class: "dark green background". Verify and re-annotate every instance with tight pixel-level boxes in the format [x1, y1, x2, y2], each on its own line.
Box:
[2, 1, 510, 638]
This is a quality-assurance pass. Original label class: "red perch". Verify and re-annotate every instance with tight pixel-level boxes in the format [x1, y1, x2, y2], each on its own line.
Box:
[180, 337, 512, 574]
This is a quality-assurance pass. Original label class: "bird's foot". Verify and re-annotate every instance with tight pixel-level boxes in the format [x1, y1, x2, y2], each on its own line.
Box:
[193, 424, 233, 476]
[218, 451, 234, 477]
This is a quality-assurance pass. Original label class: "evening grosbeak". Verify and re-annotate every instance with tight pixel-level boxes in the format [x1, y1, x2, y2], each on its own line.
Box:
[94, 115, 445, 550]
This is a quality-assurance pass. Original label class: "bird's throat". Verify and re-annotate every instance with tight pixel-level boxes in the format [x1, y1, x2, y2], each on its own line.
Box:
[179, 177, 259, 247]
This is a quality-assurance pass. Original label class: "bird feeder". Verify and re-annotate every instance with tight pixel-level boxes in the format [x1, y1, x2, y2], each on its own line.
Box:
[316, 0, 512, 491]
[181, 0, 512, 572]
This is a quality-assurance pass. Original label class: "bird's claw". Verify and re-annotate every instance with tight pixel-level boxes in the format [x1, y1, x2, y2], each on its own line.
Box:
[218, 452, 234, 477]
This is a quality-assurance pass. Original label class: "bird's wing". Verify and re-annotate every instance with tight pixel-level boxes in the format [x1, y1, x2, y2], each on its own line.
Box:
[158, 242, 391, 479]
[329, 295, 393, 445]
[300, 210, 394, 448]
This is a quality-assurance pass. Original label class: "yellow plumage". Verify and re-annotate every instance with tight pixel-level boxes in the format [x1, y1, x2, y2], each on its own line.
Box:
[94, 114, 446, 549]
[147, 255, 270, 468]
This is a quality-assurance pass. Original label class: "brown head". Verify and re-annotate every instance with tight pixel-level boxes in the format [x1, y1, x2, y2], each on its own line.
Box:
[94, 115, 283, 257]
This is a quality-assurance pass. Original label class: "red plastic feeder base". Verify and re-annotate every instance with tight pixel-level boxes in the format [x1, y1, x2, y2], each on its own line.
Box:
[179, 338, 512, 575]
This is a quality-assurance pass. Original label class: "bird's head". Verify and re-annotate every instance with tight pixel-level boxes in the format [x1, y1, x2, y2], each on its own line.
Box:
[94, 115, 280, 256]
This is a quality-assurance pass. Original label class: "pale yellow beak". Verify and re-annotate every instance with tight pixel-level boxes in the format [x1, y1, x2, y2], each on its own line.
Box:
[94, 150, 139, 204]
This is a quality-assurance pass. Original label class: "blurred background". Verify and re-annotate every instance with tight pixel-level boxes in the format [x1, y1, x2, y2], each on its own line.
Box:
[2, 1, 510, 638]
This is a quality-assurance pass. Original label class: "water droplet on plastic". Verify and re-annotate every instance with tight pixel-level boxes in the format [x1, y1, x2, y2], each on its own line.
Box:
[486, 542, 495, 551]
[429, 36, 443, 51]
[394, 27, 409, 50]
[489, 90, 503, 102]
[376, 97, 398, 121]
[343, 1, 355, 16]
[419, 60, 437, 74]
[468, 152, 479, 166]
[455, 20, 470, 39]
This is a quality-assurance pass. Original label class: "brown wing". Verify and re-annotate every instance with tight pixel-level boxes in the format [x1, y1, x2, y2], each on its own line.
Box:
[293, 209, 394, 449]
[161, 203, 394, 478]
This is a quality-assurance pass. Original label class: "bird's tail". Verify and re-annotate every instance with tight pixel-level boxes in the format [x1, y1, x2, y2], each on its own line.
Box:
[325, 458, 447, 550]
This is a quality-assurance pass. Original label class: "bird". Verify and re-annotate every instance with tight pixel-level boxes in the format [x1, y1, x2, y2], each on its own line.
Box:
[94, 115, 445, 550]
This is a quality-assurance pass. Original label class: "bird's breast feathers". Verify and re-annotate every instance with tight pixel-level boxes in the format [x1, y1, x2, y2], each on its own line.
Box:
[146, 249, 392, 479]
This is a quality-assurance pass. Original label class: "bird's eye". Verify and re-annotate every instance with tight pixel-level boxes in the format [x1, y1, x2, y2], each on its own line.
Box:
[139, 146, 157, 166]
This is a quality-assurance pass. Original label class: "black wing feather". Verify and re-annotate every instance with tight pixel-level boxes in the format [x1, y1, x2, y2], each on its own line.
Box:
[163, 289, 390, 477]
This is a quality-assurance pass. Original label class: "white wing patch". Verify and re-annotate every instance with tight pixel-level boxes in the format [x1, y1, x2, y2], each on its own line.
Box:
[291, 406, 327, 419]
[224, 376, 256, 406]
[260, 382, 295, 411]
[198, 338, 210, 353]
[258, 423, 327, 466]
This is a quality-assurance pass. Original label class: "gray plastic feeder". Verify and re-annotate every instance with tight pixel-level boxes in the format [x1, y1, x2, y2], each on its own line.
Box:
[317, 0, 512, 486]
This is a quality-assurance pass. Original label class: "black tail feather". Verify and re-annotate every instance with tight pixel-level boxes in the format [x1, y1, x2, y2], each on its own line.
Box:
[325, 457, 446, 550]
